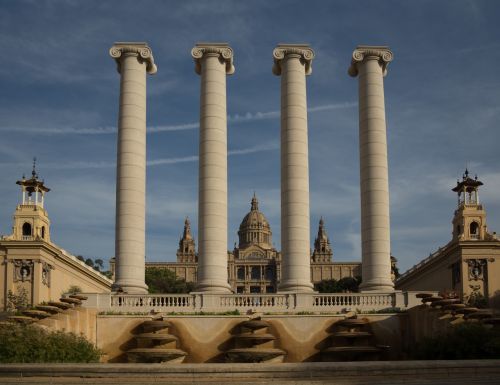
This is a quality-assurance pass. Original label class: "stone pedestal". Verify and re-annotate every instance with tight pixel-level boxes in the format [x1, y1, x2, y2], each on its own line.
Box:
[348, 46, 394, 292]
[273, 44, 315, 292]
[191, 43, 234, 293]
[109, 42, 157, 294]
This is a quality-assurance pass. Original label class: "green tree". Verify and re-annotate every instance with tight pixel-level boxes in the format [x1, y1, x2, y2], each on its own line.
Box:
[338, 276, 360, 292]
[93, 259, 104, 272]
[314, 279, 340, 293]
[145, 267, 194, 294]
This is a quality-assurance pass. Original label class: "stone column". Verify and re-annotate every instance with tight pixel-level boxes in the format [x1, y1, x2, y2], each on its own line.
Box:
[348, 45, 394, 291]
[109, 42, 157, 294]
[273, 44, 315, 292]
[191, 43, 234, 293]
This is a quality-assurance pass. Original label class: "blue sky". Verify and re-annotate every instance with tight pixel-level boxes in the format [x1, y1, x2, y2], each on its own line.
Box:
[0, 0, 499, 273]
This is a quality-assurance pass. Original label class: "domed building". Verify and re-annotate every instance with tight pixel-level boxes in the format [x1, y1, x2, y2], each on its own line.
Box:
[228, 194, 281, 293]
[141, 194, 362, 294]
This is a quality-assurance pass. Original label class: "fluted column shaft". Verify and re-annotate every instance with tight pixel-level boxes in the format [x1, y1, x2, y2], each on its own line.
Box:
[110, 43, 156, 294]
[349, 46, 394, 292]
[192, 43, 234, 293]
[273, 45, 315, 292]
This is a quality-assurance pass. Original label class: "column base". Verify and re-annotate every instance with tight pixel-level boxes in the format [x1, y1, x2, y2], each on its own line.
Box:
[278, 279, 314, 293]
[112, 281, 149, 294]
[359, 279, 394, 292]
[195, 280, 233, 293]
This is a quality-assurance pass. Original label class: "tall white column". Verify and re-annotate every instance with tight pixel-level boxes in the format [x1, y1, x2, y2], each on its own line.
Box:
[348, 45, 394, 291]
[273, 44, 315, 292]
[110, 42, 157, 294]
[191, 43, 234, 293]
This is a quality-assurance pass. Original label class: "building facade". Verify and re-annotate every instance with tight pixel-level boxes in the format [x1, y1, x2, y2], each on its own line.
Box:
[0, 166, 112, 310]
[396, 171, 500, 306]
[140, 194, 362, 293]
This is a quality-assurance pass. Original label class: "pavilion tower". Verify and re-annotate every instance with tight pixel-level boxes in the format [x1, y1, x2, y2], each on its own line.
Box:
[12, 159, 51, 242]
[452, 169, 487, 241]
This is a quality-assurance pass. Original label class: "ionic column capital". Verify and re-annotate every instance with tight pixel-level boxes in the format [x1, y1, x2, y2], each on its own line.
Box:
[109, 42, 157, 75]
[191, 43, 235, 75]
[348, 45, 393, 77]
[272, 44, 315, 76]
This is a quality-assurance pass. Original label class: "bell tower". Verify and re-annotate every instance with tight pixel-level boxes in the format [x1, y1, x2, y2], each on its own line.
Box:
[11, 159, 51, 242]
[176, 217, 197, 263]
[451, 169, 487, 241]
[311, 217, 333, 263]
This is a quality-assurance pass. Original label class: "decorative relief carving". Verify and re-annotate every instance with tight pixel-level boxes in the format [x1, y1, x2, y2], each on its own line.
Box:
[348, 45, 393, 77]
[13, 259, 34, 282]
[109, 43, 157, 74]
[272, 45, 315, 76]
[42, 261, 53, 287]
[467, 259, 487, 281]
[191, 44, 235, 75]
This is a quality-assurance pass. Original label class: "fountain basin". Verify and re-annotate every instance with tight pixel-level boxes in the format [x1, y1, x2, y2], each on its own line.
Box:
[135, 332, 178, 343]
[234, 332, 276, 344]
[333, 331, 372, 338]
[336, 318, 368, 327]
[48, 301, 72, 310]
[36, 305, 63, 314]
[226, 347, 286, 363]
[127, 348, 187, 363]
[323, 346, 381, 353]
[239, 319, 269, 331]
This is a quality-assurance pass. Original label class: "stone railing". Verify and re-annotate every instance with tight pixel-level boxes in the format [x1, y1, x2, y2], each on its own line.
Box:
[84, 291, 423, 314]
[219, 294, 290, 309]
[110, 294, 194, 312]
[312, 293, 394, 308]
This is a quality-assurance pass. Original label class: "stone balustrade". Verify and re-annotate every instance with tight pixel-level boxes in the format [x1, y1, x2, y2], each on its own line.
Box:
[84, 291, 425, 313]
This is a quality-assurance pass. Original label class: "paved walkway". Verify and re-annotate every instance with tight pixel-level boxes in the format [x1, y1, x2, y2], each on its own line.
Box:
[0, 361, 499, 384]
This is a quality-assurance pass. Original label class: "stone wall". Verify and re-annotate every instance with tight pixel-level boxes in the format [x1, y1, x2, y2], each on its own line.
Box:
[95, 314, 408, 363]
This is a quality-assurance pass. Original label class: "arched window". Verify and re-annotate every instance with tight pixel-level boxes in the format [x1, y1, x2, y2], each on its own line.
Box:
[41, 226, 45, 239]
[470, 222, 479, 238]
[22, 222, 32, 236]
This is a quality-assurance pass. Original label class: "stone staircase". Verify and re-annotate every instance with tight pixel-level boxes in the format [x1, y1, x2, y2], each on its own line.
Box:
[417, 292, 500, 327]
[1, 294, 97, 342]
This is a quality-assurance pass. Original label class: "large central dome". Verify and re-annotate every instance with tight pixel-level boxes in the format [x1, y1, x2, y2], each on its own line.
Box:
[238, 193, 272, 249]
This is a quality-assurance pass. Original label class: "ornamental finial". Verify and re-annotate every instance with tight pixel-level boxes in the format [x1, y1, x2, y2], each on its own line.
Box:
[32, 157, 37, 178]
[348, 45, 393, 77]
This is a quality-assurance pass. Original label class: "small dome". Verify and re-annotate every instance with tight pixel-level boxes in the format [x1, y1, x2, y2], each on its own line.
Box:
[238, 193, 272, 249]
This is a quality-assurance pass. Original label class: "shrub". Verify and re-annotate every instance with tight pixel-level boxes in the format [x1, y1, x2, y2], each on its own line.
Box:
[411, 323, 500, 359]
[0, 323, 101, 363]
[64, 285, 82, 295]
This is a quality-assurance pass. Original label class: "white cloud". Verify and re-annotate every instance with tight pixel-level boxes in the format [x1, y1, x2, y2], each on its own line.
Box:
[0, 102, 356, 135]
